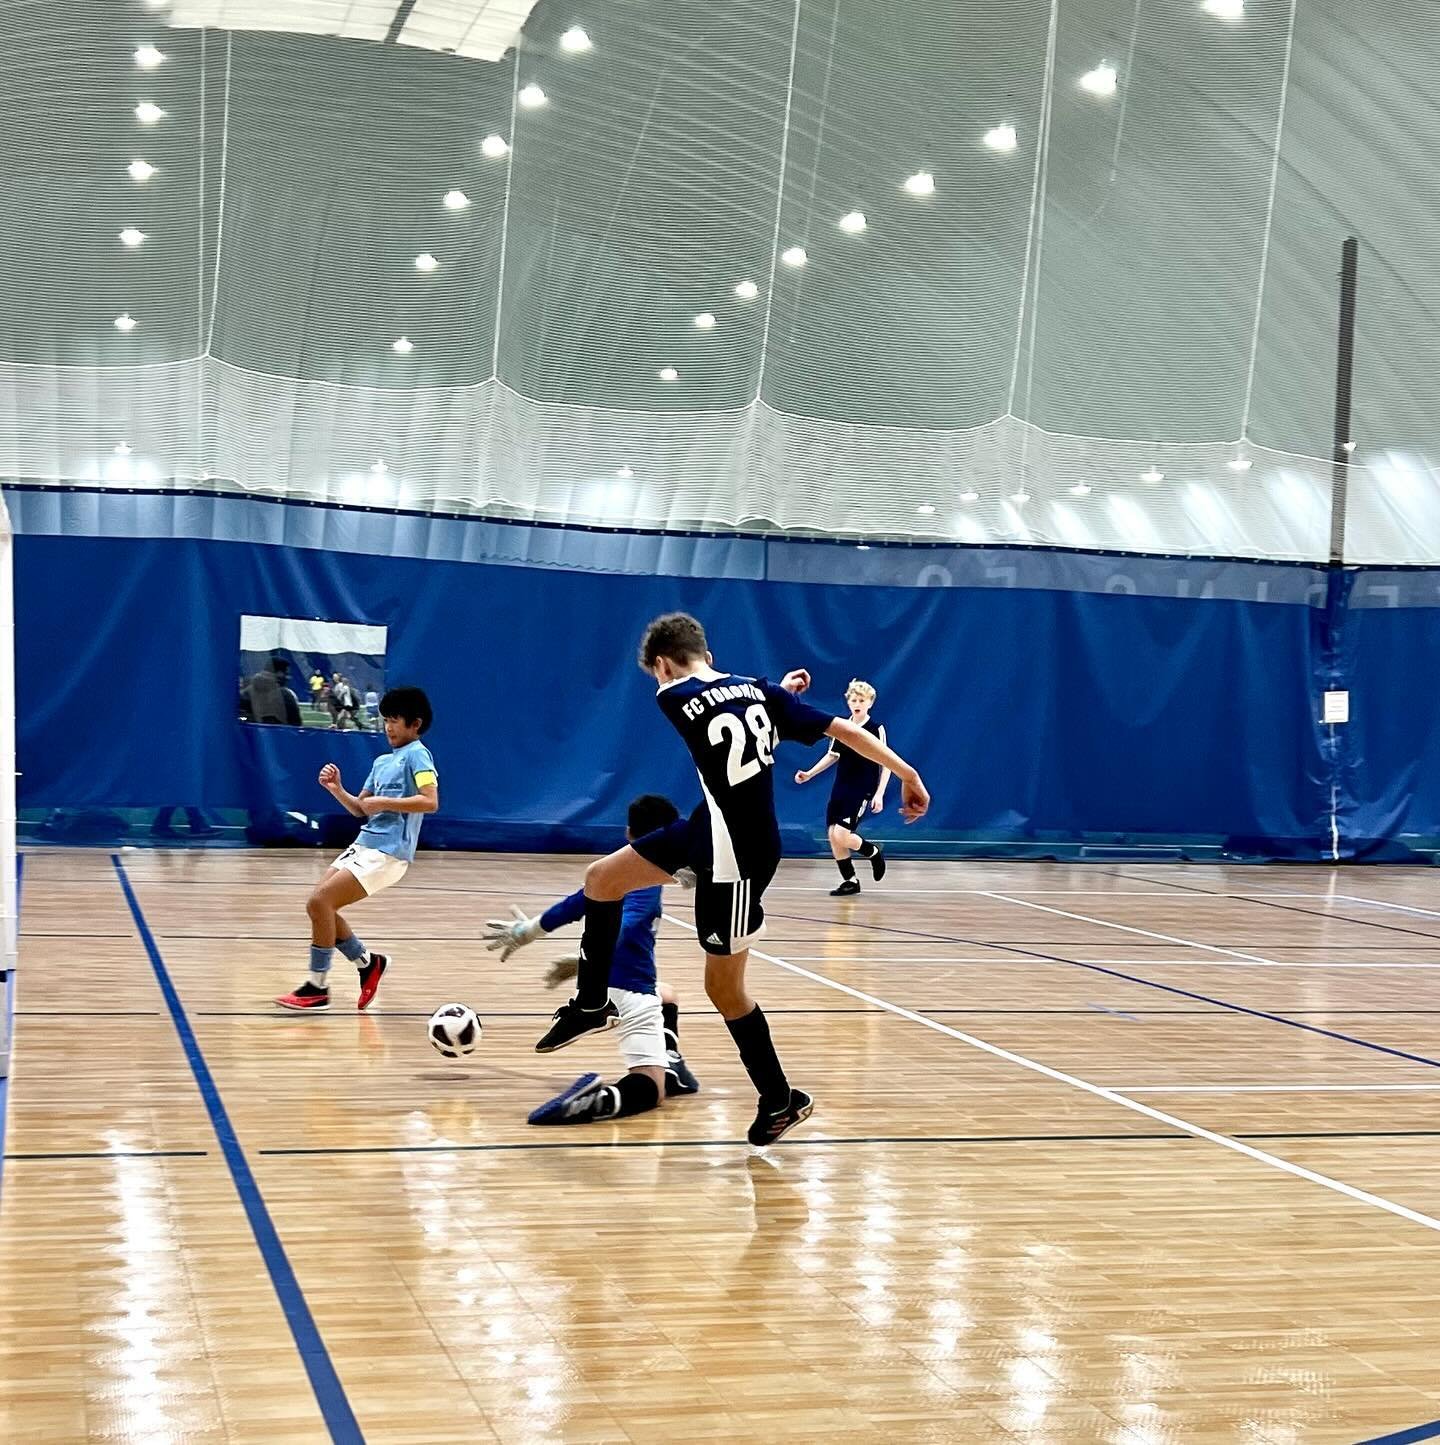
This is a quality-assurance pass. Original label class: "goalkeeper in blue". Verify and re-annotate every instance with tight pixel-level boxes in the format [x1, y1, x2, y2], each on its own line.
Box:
[485, 793, 700, 1125]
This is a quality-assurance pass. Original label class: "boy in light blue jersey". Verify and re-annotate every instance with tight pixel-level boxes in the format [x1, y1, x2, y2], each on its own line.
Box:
[276, 686, 438, 1012]
[485, 794, 699, 1124]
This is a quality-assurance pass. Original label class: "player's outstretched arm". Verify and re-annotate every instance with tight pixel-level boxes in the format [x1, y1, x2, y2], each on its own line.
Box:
[824, 718, 929, 822]
[479, 901, 554, 959]
[795, 747, 839, 786]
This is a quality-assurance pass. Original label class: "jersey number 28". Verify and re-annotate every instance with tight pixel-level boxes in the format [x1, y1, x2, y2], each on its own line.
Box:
[708, 705, 775, 785]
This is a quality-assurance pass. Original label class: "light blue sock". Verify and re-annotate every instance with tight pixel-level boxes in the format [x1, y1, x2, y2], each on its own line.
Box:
[308, 945, 334, 989]
[336, 935, 367, 965]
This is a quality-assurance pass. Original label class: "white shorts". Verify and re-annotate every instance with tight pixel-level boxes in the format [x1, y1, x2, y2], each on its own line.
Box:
[611, 986, 666, 1071]
[333, 844, 409, 896]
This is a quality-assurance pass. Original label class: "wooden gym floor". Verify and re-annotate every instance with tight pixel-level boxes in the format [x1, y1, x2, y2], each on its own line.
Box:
[3, 849, 1440, 1444]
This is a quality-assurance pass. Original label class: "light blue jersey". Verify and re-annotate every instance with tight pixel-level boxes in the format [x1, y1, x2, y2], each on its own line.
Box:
[358, 739, 437, 862]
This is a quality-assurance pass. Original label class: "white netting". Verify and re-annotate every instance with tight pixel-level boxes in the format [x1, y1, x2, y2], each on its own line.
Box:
[0, 0, 1438, 560]
[0, 359, 1349, 558]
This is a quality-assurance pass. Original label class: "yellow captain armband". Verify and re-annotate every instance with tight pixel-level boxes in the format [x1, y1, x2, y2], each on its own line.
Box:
[414, 770, 437, 789]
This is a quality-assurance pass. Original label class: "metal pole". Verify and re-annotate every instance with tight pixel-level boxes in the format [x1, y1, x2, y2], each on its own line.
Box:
[1328, 236, 1359, 565]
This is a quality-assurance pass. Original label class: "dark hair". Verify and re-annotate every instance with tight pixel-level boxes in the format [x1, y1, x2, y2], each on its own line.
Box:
[638, 613, 708, 671]
[379, 685, 433, 734]
[627, 793, 680, 838]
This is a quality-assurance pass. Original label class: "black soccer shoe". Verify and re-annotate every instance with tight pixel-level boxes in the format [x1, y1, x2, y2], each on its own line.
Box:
[528, 1073, 621, 1126]
[535, 996, 620, 1053]
[869, 843, 887, 883]
[747, 1088, 814, 1147]
[664, 1047, 700, 1096]
[829, 879, 861, 897]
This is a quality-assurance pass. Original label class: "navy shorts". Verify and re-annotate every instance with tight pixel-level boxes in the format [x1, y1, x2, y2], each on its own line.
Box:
[632, 817, 778, 957]
[826, 789, 870, 831]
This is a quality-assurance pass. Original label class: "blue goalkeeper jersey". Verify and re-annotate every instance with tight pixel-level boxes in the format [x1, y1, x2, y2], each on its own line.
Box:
[540, 886, 662, 995]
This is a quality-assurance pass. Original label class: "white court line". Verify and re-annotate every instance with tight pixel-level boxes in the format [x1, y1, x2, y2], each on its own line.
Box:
[1117, 1084, 1440, 1094]
[1333, 893, 1440, 922]
[777, 955, 1440, 969]
[779, 955, 1040, 965]
[770, 887, 1366, 898]
[661, 914, 1440, 1236]
[983, 891, 1283, 965]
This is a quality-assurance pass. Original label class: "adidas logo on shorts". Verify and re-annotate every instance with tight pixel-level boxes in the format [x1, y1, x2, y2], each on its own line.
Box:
[706, 933, 724, 947]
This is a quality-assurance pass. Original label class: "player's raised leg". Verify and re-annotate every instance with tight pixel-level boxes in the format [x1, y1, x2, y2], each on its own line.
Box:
[534, 842, 675, 1052]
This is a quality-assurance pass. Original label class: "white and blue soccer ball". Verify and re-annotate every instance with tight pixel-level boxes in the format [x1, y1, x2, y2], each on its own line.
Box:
[428, 1003, 482, 1057]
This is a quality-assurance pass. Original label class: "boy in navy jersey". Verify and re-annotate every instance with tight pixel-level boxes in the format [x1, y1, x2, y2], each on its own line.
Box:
[535, 614, 930, 1145]
[795, 679, 890, 896]
[484, 794, 700, 1124]
[275, 686, 438, 1012]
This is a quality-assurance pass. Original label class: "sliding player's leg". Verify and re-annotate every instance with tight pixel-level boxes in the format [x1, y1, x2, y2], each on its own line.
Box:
[535, 823, 685, 1052]
[529, 988, 668, 1124]
[659, 979, 699, 1095]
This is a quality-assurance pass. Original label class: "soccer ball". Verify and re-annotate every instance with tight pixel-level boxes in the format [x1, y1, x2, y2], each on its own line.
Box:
[428, 1003, 482, 1057]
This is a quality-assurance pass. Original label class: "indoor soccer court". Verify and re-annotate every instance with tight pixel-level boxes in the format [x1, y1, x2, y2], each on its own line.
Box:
[7, 851, 1440, 1443]
[5, 0, 1440, 1440]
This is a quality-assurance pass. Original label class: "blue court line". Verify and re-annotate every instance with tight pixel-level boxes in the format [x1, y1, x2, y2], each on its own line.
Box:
[1355, 1419, 1440, 1444]
[773, 909, 1440, 1075]
[0, 854, 23, 1208]
[111, 856, 363, 1445]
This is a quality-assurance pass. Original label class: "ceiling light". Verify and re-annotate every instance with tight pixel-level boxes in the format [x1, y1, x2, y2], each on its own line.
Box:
[481, 134, 510, 158]
[1227, 454, 1253, 472]
[414, 252, 439, 272]
[1202, 0, 1245, 19]
[127, 159, 156, 181]
[443, 189, 470, 210]
[780, 245, 807, 267]
[1341, 440, 1356, 452]
[959, 490, 978, 502]
[903, 171, 935, 196]
[916, 504, 935, 515]
[983, 124, 1018, 153]
[134, 102, 165, 125]
[1079, 63, 1118, 97]
[615, 465, 633, 478]
[1141, 467, 1164, 483]
[392, 337, 414, 354]
[659, 367, 678, 381]
[1069, 482, 1092, 496]
[113, 313, 137, 332]
[856, 544, 871, 551]
[370, 459, 388, 474]
[134, 44, 165, 68]
[693, 312, 716, 330]
[1010, 490, 1030, 503]
[119, 228, 147, 247]
[114, 442, 133, 456]
[734, 279, 759, 299]
[838, 210, 867, 233]
[518, 84, 547, 109]
[559, 25, 592, 52]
